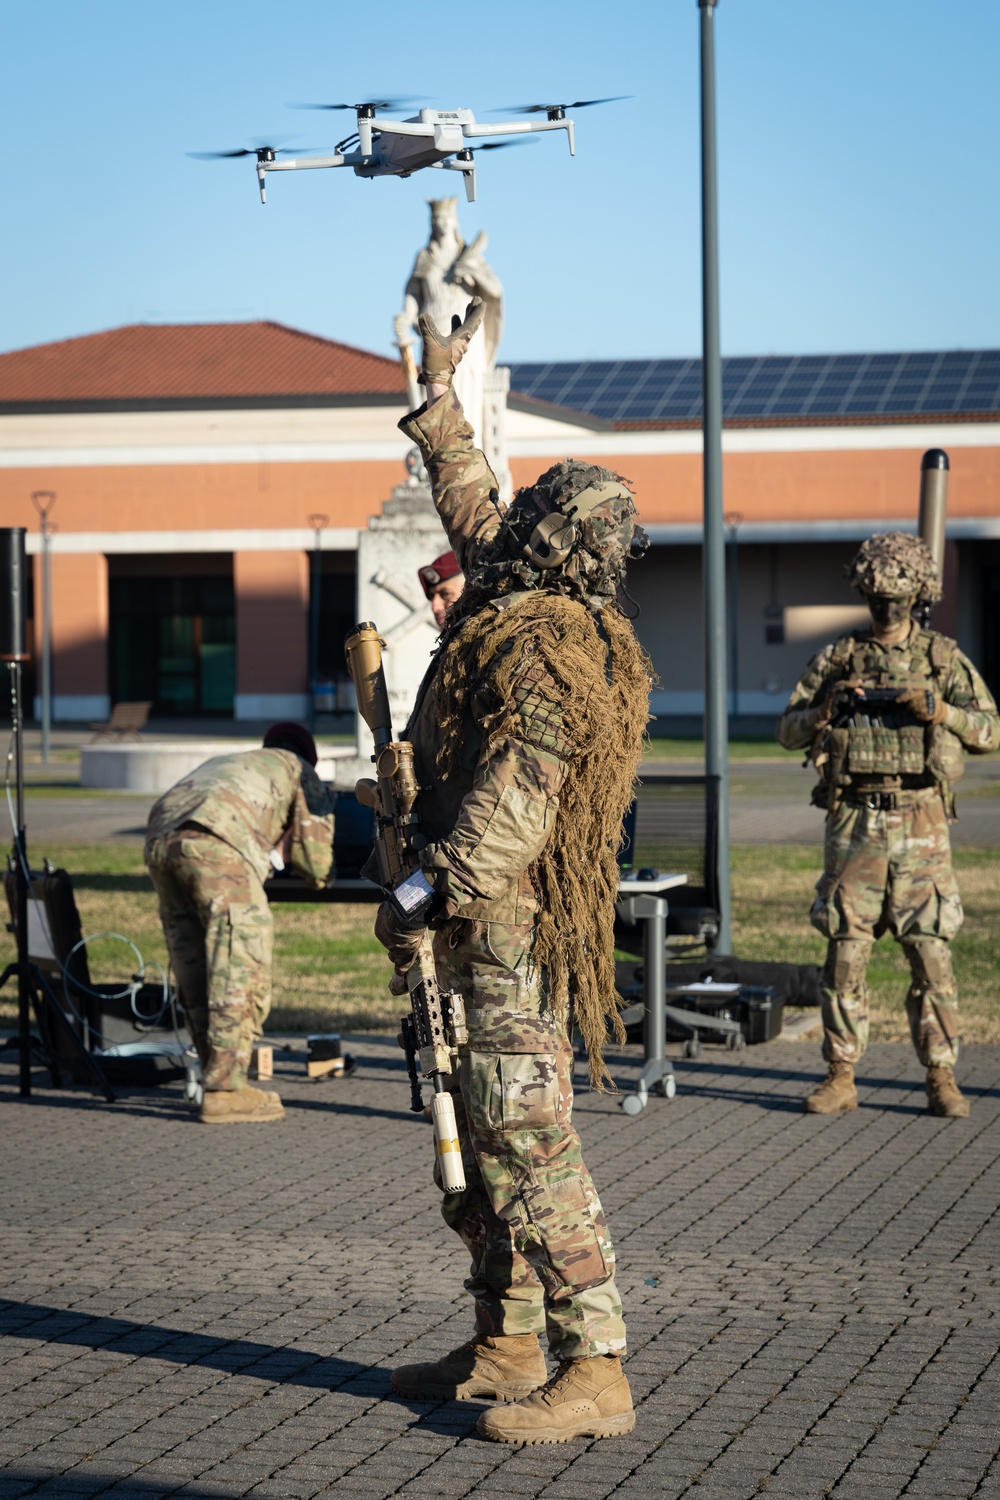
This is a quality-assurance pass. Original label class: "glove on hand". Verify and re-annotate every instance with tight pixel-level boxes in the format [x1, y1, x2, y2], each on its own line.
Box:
[418, 297, 485, 388]
[814, 677, 862, 727]
[374, 900, 426, 973]
[896, 686, 949, 725]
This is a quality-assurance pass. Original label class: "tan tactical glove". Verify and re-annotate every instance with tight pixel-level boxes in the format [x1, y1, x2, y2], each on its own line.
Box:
[813, 677, 862, 727]
[418, 297, 485, 388]
[896, 686, 949, 724]
[374, 900, 425, 973]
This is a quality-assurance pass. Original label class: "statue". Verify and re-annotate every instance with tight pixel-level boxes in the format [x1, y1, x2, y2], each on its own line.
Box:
[354, 199, 513, 750]
[394, 197, 504, 447]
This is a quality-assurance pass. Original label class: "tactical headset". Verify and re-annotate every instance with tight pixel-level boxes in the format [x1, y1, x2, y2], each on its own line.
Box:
[520, 482, 649, 570]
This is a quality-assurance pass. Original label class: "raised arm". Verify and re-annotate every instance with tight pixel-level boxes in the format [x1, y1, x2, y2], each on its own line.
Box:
[397, 297, 503, 575]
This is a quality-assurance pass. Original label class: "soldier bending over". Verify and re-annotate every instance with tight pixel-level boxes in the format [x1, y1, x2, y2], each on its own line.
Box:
[145, 723, 337, 1123]
[378, 301, 652, 1443]
[777, 534, 998, 1117]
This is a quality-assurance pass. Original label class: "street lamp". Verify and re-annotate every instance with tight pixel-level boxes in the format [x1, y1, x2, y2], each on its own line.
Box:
[699, 0, 732, 952]
[725, 511, 743, 720]
[308, 513, 329, 732]
[30, 490, 56, 765]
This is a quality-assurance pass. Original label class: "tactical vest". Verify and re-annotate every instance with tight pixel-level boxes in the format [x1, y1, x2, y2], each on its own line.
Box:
[818, 629, 965, 789]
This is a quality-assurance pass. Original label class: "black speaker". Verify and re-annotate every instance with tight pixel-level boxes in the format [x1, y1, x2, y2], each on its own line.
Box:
[0, 527, 28, 662]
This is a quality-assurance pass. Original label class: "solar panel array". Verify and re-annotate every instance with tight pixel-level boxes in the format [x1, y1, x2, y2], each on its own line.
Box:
[506, 349, 1000, 425]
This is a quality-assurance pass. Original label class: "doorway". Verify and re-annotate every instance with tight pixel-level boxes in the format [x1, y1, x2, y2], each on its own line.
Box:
[108, 556, 235, 716]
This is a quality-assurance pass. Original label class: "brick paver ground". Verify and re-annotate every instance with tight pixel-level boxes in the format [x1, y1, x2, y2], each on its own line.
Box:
[2, 1038, 999, 1499]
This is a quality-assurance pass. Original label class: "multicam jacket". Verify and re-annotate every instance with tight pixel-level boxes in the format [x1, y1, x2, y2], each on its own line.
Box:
[777, 626, 999, 804]
[398, 393, 567, 927]
[147, 749, 337, 888]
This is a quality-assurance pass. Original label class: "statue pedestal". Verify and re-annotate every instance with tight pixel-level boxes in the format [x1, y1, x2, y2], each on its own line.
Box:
[355, 477, 450, 741]
[483, 366, 513, 506]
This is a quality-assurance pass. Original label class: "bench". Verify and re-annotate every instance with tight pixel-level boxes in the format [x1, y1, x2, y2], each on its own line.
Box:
[88, 701, 152, 742]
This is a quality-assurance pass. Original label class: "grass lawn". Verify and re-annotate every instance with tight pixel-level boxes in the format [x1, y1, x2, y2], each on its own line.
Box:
[644, 737, 789, 762]
[2, 841, 997, 1045]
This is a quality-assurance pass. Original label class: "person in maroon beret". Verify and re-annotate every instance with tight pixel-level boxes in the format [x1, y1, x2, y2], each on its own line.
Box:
[418, 550, 465, 628]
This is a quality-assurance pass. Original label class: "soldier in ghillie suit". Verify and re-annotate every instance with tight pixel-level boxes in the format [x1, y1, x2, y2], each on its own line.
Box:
[379, 300, 653, 1444]
[145, 723, 337, 1124]
[777, 533, 999, 1118]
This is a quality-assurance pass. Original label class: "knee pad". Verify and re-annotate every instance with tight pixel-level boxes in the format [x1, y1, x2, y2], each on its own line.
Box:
[823, 938, 872, 996]
[903, 937, 955, 994]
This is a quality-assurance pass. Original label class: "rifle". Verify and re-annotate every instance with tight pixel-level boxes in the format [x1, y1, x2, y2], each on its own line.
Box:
[344, 621, 467, 1194]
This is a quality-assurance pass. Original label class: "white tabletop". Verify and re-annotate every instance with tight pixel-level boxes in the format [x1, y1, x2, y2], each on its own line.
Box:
[617, 873, 689, 896]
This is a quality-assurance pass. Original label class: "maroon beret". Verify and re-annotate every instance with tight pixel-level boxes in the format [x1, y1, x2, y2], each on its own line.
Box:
[417, 551, 462, 598]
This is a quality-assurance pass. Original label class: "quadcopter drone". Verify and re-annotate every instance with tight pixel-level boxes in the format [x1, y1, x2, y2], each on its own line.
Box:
[190, 97, 626, 204]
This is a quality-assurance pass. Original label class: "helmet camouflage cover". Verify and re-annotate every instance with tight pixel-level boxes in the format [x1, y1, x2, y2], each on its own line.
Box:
[846, 531, 942, 604]
[505, 459, 644, 603]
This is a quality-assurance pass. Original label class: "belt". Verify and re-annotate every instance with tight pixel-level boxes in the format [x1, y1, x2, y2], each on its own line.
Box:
[845, 786, 938, 812]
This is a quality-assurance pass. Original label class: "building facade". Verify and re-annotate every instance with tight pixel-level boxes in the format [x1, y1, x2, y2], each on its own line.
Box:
[0, 324, 997, 728]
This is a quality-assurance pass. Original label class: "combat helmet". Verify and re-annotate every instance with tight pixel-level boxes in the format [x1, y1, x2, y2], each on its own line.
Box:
[846, 531, 942, 604]
[502, 460, 649, 604]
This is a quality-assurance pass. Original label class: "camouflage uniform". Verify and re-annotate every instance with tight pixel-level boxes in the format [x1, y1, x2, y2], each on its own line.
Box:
[395, 392, 627, 1361]
[144, 749, 336, 1091]
[778, 603, 999, 1069]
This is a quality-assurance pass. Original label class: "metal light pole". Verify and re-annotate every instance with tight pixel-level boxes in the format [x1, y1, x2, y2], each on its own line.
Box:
[726, 511, 743, 721]
[308, 513, 328, 732]
[699, 0, 732, 952]
[31, 491, 56, 765]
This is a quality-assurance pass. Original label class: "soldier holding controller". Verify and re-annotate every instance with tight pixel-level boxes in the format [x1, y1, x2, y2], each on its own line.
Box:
[777, 534, 999, 1117]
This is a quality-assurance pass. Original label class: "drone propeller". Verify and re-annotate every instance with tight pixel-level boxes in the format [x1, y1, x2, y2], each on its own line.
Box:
[289, 96, 421, 113]
[497, 96, 631, 116]
[460, 138, 539, 156]
[187, 141, 322, 161]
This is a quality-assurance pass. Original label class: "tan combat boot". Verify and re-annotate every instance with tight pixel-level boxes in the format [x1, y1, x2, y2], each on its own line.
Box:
[199, 1086, 285, 1124]
[390, 1334, 547, 1402]
[803, 1061, 857, 1115]
[476, 1355, 635, 1444]
[926, 1064, 970, 1118]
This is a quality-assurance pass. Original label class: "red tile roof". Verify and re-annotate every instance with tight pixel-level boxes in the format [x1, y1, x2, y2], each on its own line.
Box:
[0, 321, 407, 403]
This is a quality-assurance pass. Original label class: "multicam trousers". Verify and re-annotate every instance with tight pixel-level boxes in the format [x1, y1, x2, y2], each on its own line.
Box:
[145, 828, 273, 1091]
[433, 917, 626, 1362]
[809, 788, 963, 1067]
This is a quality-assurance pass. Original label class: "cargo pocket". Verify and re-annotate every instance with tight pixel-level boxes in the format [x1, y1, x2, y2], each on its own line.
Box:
[227, 903, 271, 967]
[224, 903, 273, 1025]
[498, 1054, 564, 1131]
[466, 1051, 505, 1134]
[518, 1171, 610, 1292]
[467, 921, 559, 1053]
[810, 874, 845, 938]
[933, 881, 964, 940]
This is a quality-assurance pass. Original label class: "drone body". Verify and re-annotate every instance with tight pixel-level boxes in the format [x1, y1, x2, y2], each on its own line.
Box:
[190, 98, 628, 203]
[256, 106, 573, 204]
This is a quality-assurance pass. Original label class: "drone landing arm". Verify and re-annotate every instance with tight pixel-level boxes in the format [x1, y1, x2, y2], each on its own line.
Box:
[462, 118, 575, 155]
[257, 152, 354, 203]
[430, 157, 477, 202]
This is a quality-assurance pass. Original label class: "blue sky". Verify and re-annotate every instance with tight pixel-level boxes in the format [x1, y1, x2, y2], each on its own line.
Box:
[2, 0, 997, 364]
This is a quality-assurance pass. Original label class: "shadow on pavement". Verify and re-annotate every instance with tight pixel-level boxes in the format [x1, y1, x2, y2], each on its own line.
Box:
[0, 1081, 417, 1126]
[0, 1300, 495, 1443]
[0, 1299, 379, 1390]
